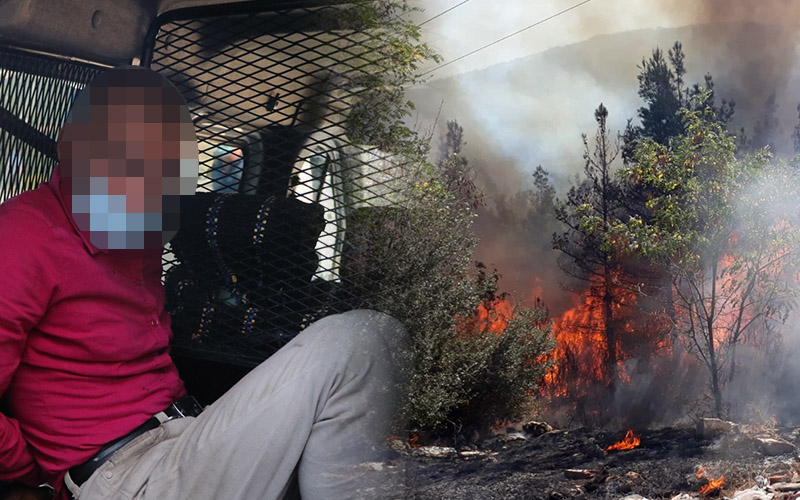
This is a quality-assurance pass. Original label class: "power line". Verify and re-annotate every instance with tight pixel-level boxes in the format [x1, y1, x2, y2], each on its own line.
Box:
[420, 0, 473, 26]
[419, 0, 594, 78]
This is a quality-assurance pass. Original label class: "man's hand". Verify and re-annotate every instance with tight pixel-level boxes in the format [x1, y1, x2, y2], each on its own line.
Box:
[1, 484, 53, 500]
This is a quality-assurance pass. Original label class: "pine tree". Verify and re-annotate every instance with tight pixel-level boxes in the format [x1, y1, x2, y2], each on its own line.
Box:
[623, 41, 734, 162]
[554, 103, 625, 387]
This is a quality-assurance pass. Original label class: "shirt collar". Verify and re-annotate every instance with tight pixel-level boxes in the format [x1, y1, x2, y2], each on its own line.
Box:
[47, 165, 106, 256]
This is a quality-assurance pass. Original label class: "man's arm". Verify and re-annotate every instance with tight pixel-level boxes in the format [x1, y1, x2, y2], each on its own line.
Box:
[0, 209, 57, 486]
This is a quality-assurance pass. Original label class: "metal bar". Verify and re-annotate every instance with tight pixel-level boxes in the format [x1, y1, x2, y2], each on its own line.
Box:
[0, 104, 58, 161]
[0, 45, 108, 79]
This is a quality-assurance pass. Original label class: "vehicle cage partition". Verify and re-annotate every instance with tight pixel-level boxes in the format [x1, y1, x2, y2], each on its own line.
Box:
[147, 2, 409, 366]
[0, 47, 103, 203]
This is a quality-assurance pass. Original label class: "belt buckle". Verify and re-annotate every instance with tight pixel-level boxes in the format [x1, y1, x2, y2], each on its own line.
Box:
[170, 396, 204, 419]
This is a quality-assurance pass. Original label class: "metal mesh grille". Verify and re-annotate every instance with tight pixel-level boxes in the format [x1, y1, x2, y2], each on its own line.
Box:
[0, 48, 103, 203]
[151, 6, 407, 366]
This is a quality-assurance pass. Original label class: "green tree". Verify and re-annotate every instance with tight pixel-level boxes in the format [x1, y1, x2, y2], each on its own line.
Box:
[332, 0, 441, 156]
[749, 91, 781, 153]
[623, 41, 734, 163]
[613, 99, 799, 417]
[553, 103, 626, 388]
[621, 42, 735, 362]
[310, 1, 555, 435]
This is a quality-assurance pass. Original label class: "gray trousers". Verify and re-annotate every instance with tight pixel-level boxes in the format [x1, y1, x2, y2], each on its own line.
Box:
[69, 310, 409, 500]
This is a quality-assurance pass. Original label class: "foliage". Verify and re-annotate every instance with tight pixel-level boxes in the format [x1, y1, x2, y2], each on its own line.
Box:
[748, 92, 782, 153]
[332, 0, 442, 156]
[493, 165, 557, 236]
[554, 104, 624, 273]
[437, 120, 485, 210]
[449, 299, 555, 431]
[612, 97, 800, 417]
[332, 6, 555, 435]
[623, 42, 734, 163]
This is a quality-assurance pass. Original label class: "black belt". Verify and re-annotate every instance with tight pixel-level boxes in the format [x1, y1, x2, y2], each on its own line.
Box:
[67, 396, 204, 487]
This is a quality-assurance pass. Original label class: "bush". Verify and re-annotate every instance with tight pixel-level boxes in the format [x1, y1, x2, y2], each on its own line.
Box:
[341, 164, 555, 435]
[450, 301, 555, 432]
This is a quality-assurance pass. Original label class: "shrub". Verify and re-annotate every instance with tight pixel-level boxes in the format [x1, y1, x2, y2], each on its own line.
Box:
[341, 164, 555, 435]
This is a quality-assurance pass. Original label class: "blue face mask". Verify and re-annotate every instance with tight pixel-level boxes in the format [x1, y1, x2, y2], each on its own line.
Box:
[71, 179, 169, 250]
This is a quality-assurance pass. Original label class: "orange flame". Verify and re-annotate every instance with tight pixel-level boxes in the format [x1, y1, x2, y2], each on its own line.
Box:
[696, 466, 725, 495]
[543, 268, 672, 400]
[605, 429, 641, 451]
[457, 297, 515, 337]
[475, 297, 514, 335]
[699, 475, 725, 495]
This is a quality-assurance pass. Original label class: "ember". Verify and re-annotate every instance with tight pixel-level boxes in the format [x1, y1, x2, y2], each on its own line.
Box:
[605, 429, 641, 451]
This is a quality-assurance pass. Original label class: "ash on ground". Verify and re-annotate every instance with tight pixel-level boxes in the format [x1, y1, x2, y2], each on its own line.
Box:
[391, 420, 800, 500]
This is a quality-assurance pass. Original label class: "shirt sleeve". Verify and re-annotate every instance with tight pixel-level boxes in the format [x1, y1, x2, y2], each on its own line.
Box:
[0, 208, 56, 485]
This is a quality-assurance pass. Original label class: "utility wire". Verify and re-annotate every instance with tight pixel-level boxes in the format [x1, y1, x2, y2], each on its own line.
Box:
[419, 0, 594, 78]
[420, 0, 473, 26]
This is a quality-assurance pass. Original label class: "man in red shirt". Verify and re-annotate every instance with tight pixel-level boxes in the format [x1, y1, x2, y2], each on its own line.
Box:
[0, 66, 407, 500]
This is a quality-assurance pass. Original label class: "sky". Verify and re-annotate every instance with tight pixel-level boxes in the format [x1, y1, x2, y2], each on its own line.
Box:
[409, 0, 800, 81]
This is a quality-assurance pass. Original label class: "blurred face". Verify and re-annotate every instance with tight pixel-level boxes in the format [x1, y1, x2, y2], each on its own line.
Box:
[58, 72, 199, 250]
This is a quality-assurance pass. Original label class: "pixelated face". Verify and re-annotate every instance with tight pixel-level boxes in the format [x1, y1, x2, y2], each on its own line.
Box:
[58, 68, 199, 251]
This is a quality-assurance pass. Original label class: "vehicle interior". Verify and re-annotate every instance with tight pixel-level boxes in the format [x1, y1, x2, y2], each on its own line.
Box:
[0, 0, 406, 428]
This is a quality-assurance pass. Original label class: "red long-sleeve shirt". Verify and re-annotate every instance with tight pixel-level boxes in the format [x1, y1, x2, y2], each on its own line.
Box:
[0, 168, 185, 495]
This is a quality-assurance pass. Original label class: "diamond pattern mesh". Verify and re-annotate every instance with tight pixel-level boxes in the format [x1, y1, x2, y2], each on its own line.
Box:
[150, 5, 407, 366]
[0, 6, 407, 368]
[0, 48, 103, 203]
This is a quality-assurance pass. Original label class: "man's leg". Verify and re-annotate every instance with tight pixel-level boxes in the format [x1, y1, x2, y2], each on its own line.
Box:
[78, 309, 409, 500]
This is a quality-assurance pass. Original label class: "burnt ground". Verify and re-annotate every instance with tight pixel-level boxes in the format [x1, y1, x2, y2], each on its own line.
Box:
[394, 426, 800, 500]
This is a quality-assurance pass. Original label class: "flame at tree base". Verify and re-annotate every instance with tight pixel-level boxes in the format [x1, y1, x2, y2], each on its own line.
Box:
[605, 429, 641, 451]
[542, 268, 673, 404]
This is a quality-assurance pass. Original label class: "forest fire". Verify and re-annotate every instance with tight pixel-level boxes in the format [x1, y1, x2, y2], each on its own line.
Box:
[544, 289, 609, 396]
[456, 296, 516, 339]
[542, 269, 672, 402]
[396, 8, 800, 499]
[605, 429, 641, 451]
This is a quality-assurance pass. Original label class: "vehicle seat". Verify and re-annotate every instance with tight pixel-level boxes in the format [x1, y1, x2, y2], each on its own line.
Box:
[165, 191, 327, 364]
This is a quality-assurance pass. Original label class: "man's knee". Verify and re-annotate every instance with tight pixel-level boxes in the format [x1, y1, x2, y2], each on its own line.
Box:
[301, 309, 410, 378]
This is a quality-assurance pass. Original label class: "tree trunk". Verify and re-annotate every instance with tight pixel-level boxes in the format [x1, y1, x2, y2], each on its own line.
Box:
[604, 266, 616, 388]
[666, 279, 679, 365]
[711, 366, 723, 417]
[707, 259, 723, 418]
